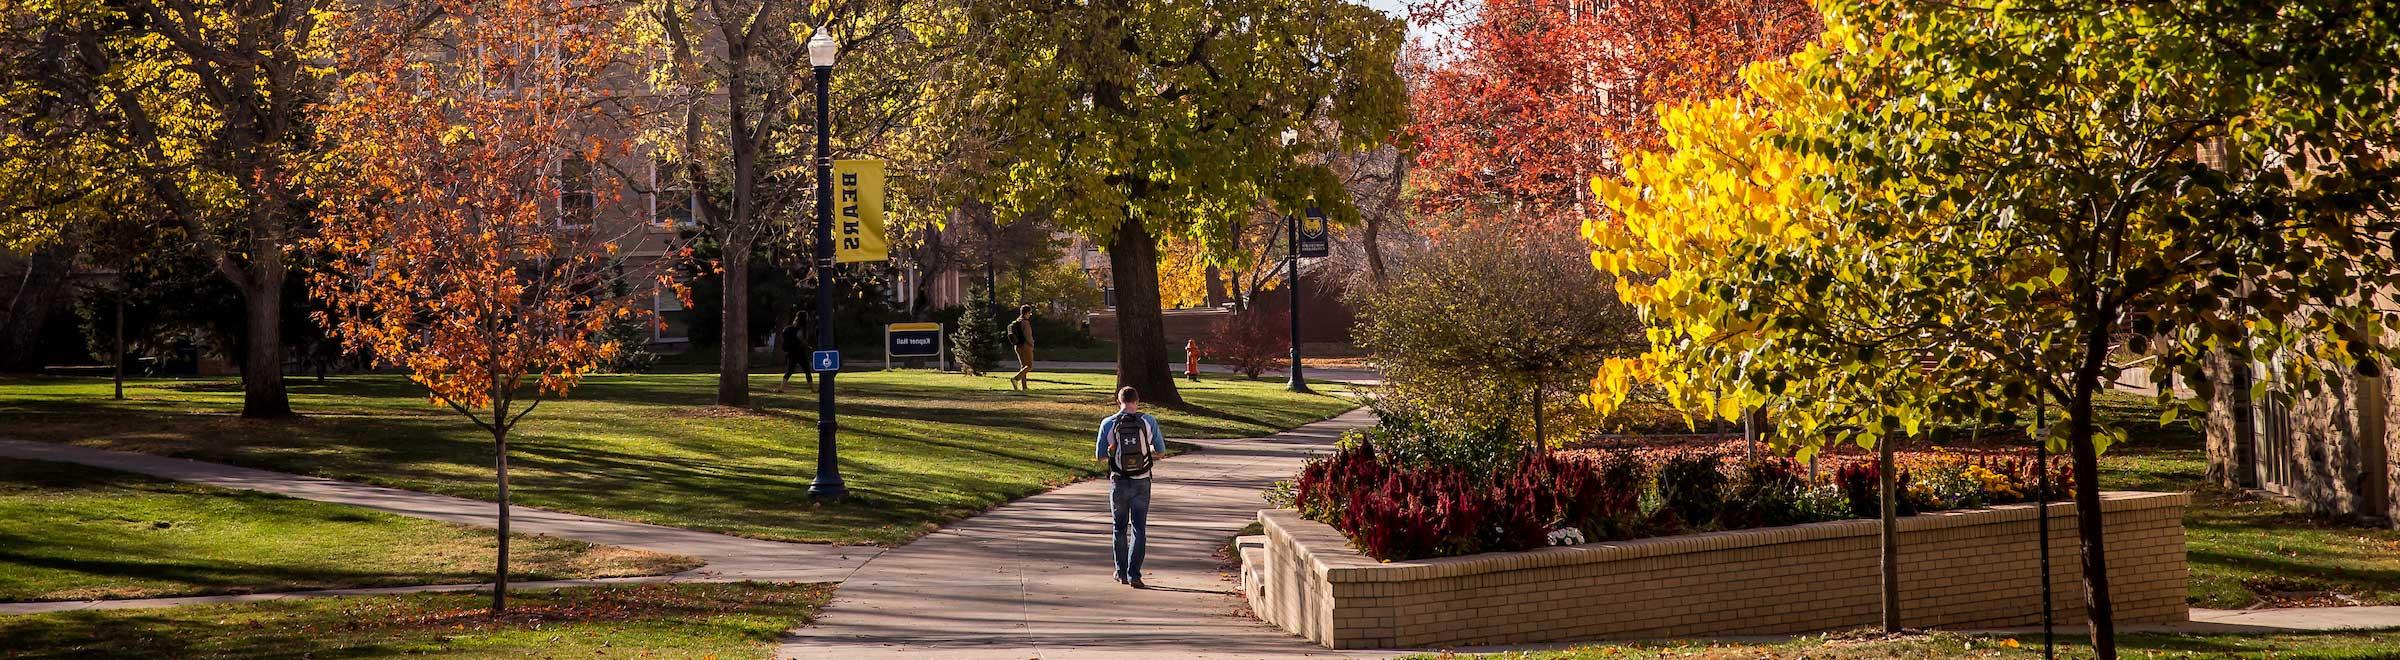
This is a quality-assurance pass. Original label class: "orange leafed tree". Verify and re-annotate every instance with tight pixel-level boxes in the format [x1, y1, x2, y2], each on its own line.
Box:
[309, 0, 664, 613]
[1405, 0, 1818, 231]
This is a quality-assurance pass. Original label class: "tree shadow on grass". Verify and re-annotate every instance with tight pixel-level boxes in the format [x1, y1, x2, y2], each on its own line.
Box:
[0, 534, 489, 602]
[0, 583, 827, 660]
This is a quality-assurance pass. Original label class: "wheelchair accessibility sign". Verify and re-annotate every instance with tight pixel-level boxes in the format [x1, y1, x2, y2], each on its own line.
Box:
[812, 350, 842, 373]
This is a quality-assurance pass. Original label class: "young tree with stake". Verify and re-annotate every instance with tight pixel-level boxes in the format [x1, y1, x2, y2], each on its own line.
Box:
[311, 0, 666, 613]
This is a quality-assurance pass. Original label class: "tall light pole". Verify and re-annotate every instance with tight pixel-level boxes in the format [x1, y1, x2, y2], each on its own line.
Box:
[1281, 129, 1312, 394]
[806, 26, 847, 500]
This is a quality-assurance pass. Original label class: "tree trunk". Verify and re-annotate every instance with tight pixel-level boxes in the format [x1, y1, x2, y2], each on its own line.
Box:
[113, 297, 125, 400]
[492, 423, 511, 614]
[1879, 435, 1900, 632]
[718, 249, 751, 407]
[1363, 154, 1403, 288]
[239, 265, 291, 418]
[2068, 327, 2119, 659]
[1531, 375, 1545, 448]
[1743, 407, 1765, 461]
[1106, 216, 1182, 405]
[0, 246, 72, 373]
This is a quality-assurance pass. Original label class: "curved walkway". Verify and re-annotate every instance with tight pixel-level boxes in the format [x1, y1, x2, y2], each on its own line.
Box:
[1032, 361, 1382, 386]
[776, 406, 1388, 660]
[17, 401, 2391, 657]
[0, 438, 878, 616]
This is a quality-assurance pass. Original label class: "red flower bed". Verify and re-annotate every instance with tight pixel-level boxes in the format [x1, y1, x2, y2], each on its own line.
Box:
[1289, 437, 2074, 561]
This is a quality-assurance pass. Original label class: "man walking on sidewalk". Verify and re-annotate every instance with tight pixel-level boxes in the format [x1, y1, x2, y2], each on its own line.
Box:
[1096, 386, 1165, 588]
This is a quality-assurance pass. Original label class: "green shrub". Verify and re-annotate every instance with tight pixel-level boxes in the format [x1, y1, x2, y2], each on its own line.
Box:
[1346, 401, 1520, 479]
[1721, 459, 1811, 528]
[1351, 224, 1644, 443]
[1652, 453, 1727, 530]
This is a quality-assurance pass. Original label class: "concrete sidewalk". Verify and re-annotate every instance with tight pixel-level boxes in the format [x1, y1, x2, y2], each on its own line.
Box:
[1976, 606, 2400, 636]
[778, 406, 1389, 660]
[0, 439, 878, 615]
[1034, 361, 1381, 386]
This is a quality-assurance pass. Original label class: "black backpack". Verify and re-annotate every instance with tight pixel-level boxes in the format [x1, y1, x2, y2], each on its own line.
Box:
[1109, 412, 1155, 477]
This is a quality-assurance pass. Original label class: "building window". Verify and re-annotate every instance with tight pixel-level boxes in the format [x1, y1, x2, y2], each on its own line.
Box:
[650, 159, 694, 230]
[652, 286, 688, 342]
[558, 158, 596, 228]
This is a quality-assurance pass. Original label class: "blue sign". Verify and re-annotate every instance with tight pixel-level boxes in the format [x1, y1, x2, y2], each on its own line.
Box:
[1297, 207, 1330, 257]
[812, 350, 842, 373]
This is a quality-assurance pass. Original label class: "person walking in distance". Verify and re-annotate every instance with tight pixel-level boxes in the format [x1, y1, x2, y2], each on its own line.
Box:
[1009, 305, 1037, 391]
[775, 311, 813, 393]
[1096, 386, 1165, 588]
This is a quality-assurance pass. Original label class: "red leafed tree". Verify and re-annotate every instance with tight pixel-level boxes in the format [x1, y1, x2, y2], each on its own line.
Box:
[1202, 306, 1288, 380]
[310, 0, 666, 613]
[1405, 0, 1819, 230]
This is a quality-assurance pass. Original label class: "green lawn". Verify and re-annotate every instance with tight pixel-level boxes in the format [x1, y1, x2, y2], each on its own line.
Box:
[0, 581, 831, 659]
[1423, 629, 2400, 659]
[0, 458, 695, 602]
[2074, 393, 2400, 609]
[0, 371, 1357, 546]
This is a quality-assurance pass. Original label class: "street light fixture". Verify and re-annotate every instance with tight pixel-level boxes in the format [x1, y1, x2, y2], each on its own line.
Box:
[1280, 128, 1313, 394]
[806, 25, 848, 500]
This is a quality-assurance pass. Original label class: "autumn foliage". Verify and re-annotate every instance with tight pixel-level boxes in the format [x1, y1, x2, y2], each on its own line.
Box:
[1201, 306, 1287, 379]
[313, 0, 655, 416]
[309, 0, 668, 612]
[1405, 0, 1818, 227]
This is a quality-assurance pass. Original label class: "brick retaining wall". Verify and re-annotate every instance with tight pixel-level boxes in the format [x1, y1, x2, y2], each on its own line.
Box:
[1245, 491, 2188, 649]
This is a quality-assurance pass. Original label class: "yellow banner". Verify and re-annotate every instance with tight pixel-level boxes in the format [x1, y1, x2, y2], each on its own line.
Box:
[833, 159, 890, 263]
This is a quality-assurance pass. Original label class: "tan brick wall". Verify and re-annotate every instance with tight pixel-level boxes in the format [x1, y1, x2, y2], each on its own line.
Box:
[1247, 492, 2189, 650]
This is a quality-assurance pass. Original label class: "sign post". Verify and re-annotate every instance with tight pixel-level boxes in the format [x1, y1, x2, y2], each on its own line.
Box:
[885, 322, 946, 371]
[1286, 207, 1328, 393]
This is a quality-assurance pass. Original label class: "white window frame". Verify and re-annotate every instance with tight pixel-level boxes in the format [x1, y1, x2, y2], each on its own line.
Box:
[651, 287, 688, 342]
[650, 159, 695, 230]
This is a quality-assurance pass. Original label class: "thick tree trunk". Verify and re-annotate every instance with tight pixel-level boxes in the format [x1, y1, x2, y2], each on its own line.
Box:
[1106, 217, 1182, 405]
[239, 266, 291, 418]
[719, 250, 751, 407]
[1879, 435, 1900, 632]
[0, 246, 71, 373]
[2069, 327, 2119, 659]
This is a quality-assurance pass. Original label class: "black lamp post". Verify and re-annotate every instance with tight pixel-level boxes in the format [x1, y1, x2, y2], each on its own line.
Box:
[806, 26, 847, 500]
[1281, 129, 1312, 394]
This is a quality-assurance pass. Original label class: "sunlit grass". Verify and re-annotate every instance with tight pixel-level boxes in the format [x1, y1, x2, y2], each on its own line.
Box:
[0, 459, 694, 602]
[0, 371, 1358, 546]
[0, 581, 831, 659]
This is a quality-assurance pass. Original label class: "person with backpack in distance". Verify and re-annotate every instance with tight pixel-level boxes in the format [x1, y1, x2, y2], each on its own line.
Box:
[1010, 305, 1038, 391]
[1096, 386, 1166, 588]
[775, 310, 813, 393]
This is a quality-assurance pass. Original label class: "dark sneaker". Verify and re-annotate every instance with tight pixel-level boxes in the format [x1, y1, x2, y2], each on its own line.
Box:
[1114, 575, 1128, 585]
[1129, 578, 1147, 589]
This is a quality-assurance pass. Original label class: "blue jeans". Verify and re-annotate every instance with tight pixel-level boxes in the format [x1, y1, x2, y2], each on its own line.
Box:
[1110, 475, 1152, 581]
